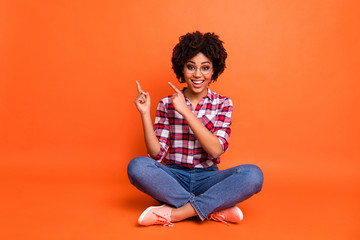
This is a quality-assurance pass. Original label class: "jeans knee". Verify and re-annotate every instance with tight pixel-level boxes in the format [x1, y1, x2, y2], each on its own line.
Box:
[127, 156, 150, 182]
[247, 164, 264, 193]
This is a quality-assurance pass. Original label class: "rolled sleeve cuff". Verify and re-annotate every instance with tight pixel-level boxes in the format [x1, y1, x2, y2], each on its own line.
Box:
[150, 152, 163, 161]
[149, 141, 168, 161]
[217, 136, 229, 153]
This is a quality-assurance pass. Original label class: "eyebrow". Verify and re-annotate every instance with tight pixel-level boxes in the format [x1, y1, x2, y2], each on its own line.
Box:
[187, 60, 211, 64]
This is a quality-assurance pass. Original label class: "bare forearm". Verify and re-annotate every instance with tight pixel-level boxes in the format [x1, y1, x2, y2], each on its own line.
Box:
[140, 113, 160, 158]
[182, 109, 223, 159]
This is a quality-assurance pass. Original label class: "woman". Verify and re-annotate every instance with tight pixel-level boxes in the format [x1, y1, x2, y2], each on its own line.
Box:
[128, 31, 263, 227]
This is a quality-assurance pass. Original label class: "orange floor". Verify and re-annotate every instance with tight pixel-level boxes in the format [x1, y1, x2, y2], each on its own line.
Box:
[2, 0, 359, 239]
[1, 149, 359, 240]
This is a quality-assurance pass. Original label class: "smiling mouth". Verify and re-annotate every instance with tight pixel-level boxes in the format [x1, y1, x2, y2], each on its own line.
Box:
[191, 80, 205, 85]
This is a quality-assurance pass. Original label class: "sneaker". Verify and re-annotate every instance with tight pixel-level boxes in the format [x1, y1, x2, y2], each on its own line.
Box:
[138, 204, 174, 227]
[207, 206, 244, 225]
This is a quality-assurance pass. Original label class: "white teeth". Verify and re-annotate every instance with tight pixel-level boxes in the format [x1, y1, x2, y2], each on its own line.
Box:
[192, 80, 204, 84]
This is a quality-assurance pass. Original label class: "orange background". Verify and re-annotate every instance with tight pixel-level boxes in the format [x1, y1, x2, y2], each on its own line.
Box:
[1, 0, 359, 239]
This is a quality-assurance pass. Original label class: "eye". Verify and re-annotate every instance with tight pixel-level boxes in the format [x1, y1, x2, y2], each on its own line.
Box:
[201, 66, 210, 71]
[186, 65, 195, 70]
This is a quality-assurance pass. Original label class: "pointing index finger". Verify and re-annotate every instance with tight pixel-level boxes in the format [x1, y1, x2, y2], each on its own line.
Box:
[136, 80, 143, 94]
[168, 82, 181, 93]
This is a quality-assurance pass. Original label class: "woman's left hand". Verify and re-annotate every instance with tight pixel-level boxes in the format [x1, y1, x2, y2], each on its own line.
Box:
[168, 82, 189, 115]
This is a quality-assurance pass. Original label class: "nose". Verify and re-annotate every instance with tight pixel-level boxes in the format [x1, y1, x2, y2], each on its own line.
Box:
[194, 67, 202, 77]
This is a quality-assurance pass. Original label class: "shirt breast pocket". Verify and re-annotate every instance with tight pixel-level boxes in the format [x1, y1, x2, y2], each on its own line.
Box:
[202, 114, 217, 132]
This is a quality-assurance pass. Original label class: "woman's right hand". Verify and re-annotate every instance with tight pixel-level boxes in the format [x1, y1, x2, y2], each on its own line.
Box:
[134, 80, 151, 115]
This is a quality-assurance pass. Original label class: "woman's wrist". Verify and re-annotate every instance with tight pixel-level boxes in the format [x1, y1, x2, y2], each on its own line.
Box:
[179, 106, 192, 118]
[140, 110, 151, 119]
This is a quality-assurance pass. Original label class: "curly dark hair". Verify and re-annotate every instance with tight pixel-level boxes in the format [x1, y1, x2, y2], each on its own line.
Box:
[171, 31, 227, 83]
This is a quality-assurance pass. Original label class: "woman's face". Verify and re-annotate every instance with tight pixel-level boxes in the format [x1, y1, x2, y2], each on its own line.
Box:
[183, 52, 213, 98]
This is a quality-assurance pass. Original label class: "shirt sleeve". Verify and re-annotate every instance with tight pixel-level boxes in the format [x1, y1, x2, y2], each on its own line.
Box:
[152, 99, 170, 161]
[214, 97, 233, 153]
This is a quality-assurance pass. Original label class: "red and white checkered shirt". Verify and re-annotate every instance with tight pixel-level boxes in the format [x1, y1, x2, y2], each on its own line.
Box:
[152, 88, 233, 168]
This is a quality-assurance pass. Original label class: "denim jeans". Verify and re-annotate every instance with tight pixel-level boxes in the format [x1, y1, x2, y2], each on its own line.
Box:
[127, 156, 263, 221]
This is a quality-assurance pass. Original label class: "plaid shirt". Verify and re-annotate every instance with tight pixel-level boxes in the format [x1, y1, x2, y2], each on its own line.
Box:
[152, 88, 233, 168]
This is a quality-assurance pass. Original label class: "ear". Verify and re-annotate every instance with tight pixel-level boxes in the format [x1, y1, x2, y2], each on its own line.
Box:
[211, 69, 215, 80]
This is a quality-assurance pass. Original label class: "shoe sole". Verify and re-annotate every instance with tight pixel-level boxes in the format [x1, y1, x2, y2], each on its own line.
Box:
[138, 204, 166, 225]
[234, 206, 244, 221]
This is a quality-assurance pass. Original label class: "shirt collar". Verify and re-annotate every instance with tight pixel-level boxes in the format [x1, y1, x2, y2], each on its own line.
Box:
[180, 87, 214, 101]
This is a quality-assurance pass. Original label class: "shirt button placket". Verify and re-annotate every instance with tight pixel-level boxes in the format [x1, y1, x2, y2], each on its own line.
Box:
[188, 127, 195, 165]
[188, 135, 195, 156]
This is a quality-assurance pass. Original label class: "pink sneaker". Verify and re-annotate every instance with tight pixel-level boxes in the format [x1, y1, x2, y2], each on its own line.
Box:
[138, 204, 174, 227]
[207, 206, 244, 225]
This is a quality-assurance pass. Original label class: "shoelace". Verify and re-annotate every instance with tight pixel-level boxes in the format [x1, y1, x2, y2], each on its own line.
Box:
[153, 212, 174, 227]
[207, 213, 229, 226]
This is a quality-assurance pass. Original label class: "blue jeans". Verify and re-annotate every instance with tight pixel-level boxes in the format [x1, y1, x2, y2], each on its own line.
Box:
[127, 156, 263, 221]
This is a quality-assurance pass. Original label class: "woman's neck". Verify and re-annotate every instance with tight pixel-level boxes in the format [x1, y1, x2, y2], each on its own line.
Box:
[183, 88, 208, 107]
